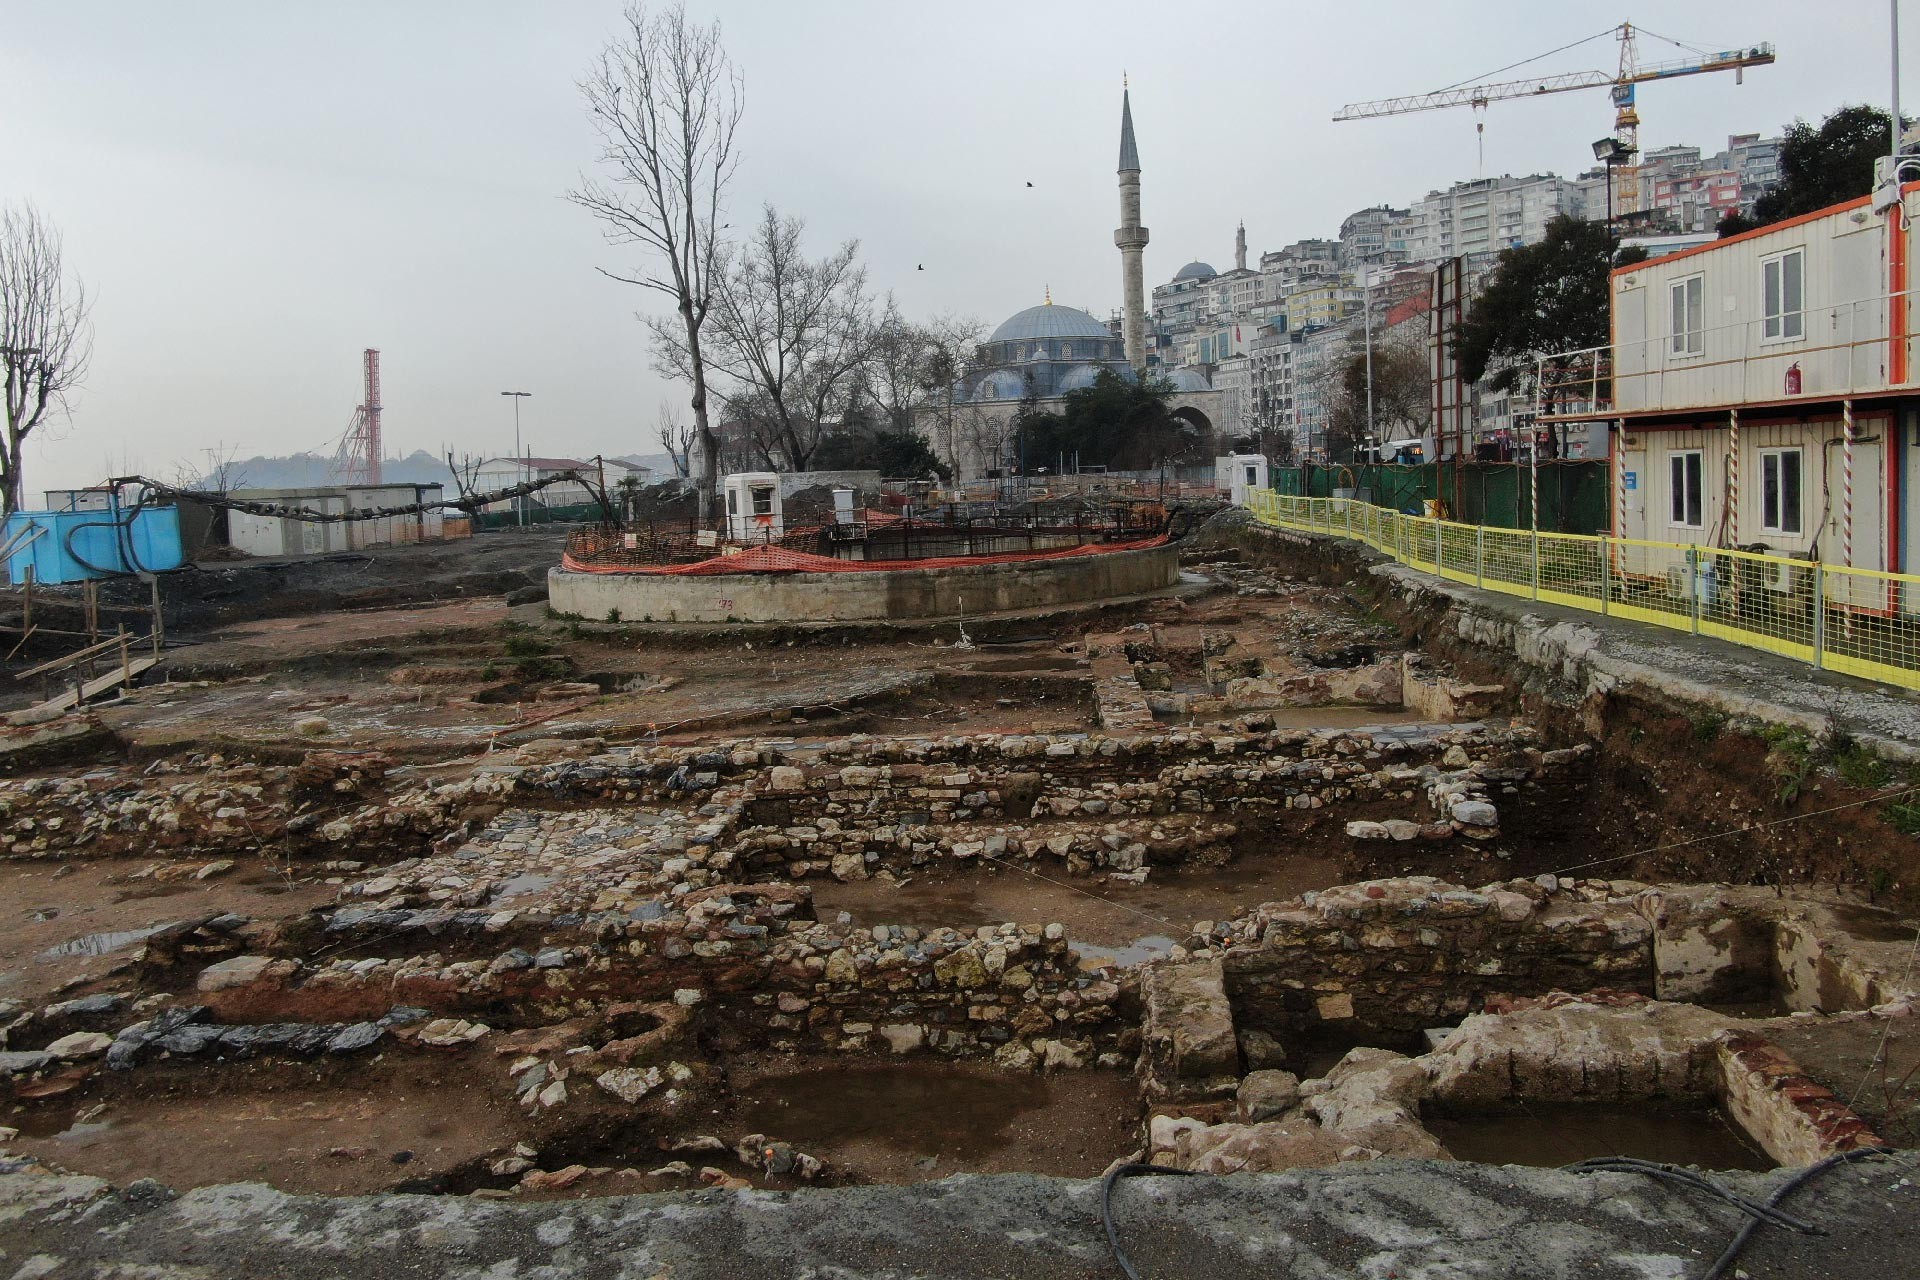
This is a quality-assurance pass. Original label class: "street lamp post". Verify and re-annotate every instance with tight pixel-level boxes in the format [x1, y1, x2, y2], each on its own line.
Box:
[1361, 268, 1375, 458]
[1592, 137, 1637, 247]
[499, 391, 531, 527]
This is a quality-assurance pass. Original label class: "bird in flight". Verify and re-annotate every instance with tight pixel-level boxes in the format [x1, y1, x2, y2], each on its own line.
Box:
[1026, 181, 1034, 188]
[917, 264, 924, 271]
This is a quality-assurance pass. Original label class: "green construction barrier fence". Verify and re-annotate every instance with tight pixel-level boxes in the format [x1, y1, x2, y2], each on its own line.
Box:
[1269, 461, 1612, 535]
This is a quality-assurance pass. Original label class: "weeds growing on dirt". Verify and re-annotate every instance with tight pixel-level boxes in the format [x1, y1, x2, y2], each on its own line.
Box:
[1761, 725, 1816, 806]
[1835, 743, 1894, 791]
[1690, 710, 1727, 743]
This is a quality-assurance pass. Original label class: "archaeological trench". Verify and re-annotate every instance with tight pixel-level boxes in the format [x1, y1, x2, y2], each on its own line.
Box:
[2, 510, 1918, 1275]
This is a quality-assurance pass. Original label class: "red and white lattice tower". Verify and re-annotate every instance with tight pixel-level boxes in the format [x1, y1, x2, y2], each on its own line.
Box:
[336, 348, 384, 485]
[361, 348, 382, 486]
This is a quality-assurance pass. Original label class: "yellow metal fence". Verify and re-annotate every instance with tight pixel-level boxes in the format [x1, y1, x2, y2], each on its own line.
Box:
[1245, 490, 1920, 693]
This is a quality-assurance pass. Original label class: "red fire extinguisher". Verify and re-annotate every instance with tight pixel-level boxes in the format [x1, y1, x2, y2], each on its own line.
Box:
[1785, 362, 1802, 395]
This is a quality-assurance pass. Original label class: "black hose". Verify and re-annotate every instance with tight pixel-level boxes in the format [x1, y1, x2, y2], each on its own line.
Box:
[56, 486, 158, 579]
[1566, 1147, 1892, 1280]
[1099, 1162, 1197, 1280]
[1700, 1147, 1891, 1280]
[1097, 1149, 1892, 1280]
[1563, 1156, 1820, 1233]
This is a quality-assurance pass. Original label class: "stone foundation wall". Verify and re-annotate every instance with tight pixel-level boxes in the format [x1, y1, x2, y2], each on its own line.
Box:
[190, 895, 1128, 1067]
[1216, 878, 1657, 1036]
[547, 542, 1182, 624]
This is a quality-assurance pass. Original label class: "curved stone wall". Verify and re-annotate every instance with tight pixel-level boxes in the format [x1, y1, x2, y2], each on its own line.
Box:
[547, 542, 1182, 624]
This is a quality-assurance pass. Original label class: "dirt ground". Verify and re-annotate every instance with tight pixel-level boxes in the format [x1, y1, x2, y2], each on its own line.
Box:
[6, 1055, 522, 1195]
[35, 549, 1435, 762]
[6, 1044, 1142, 1197]
[0, 857, 336, 1008]
[6, 529, 1920, 1202]
[1763, 1013, 1920, 1146]
[812, 848, 1350, 960]
[705, 1056, 1140, 1183]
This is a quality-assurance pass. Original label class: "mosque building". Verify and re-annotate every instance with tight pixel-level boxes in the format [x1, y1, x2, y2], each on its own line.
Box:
[926, 84, 1224, 480]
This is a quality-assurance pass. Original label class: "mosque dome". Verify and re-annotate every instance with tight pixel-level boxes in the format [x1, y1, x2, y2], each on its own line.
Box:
[1163, 367, 1212, 392]
[966, 368, 1030, 403]
[1172, 261, 1218, 283]
[989, 303, 1113, 344]
[1054, 363, 1110, 394]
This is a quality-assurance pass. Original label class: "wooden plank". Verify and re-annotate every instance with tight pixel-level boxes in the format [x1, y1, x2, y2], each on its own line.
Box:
[19, 632, 138, 679]
[32, 655, 158, 715]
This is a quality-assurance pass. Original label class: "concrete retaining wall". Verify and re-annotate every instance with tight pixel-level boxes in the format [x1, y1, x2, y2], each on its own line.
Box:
[548, 542, 1181, 623]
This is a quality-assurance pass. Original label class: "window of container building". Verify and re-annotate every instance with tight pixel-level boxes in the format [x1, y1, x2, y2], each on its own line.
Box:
[1670, 275, 1704, 356]
[1759, 447, 1803, 535]
[1762, 249, 1804, 341]
[1669, 450, 1704, 528]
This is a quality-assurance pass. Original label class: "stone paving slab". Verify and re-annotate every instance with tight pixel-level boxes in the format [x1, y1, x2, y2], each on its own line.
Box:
[2, 1158, 1915, 1279]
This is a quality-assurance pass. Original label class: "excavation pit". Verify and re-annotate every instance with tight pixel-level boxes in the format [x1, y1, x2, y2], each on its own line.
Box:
[3, 513, 1917, 1220]
[1423, 1103, 1774, 1171]
[718, 1058, 1140, 1183]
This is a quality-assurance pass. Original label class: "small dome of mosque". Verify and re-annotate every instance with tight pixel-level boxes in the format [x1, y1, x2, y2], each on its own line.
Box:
[1163, 367, 1212, 392]
[1054, 363, 1111, 394]
[988, 303, 1113, 344]
[966, 368, 1030, 403]
[1172, 261, 1218, 282]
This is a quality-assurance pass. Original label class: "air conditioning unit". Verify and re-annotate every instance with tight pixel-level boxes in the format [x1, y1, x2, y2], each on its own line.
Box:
[1666, 560, 1717, 603]
[1763, 559, 1809, 595]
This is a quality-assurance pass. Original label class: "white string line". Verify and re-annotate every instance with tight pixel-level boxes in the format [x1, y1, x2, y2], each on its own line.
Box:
[1543, 785, 1920, 880]
[939, 785, 1920, 939]
[1846, 921, 1920, 1113]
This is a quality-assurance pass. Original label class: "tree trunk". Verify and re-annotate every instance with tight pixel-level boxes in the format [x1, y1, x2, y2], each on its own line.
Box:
[682, 302, 718, 523]
[2, 438, 21, 517]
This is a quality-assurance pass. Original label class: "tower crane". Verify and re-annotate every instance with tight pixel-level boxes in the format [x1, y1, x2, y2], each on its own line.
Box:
[1333, 22, 1775, 215]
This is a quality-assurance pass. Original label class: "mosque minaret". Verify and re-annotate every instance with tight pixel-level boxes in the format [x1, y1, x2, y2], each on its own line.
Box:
[1114, 81, 1149, 373]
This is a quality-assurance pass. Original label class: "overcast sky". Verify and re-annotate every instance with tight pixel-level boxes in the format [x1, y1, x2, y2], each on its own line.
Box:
[3, 0, 1907, 494]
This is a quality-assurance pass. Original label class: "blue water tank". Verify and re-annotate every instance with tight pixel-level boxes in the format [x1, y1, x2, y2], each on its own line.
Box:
[3, 504, 185, 585]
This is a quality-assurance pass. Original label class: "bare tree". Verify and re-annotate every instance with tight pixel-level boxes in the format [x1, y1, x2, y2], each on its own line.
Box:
[1327, 331, 1427, 462]
[920, 314, 984, 477]
[569, 3, 742, 521]
[950, 401, 1014, 480]
[655, 206, 873, 472]
[713, 386, 784, 470]
[197, 442, 248, 493]
[446, 450, 485, 504]
[0, 202, 93, 515]
[861, 301, 929, 435]
[655, 403, 693, 477]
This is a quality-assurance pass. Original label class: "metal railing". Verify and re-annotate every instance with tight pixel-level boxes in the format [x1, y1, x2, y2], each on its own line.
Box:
[1534, 289, 1916, 420]
[1245, 490, 1920, 692]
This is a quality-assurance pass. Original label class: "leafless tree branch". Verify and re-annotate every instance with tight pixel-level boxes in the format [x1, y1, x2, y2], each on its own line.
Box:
[0, 201, 93, 515]
[567, 2, 741, 520]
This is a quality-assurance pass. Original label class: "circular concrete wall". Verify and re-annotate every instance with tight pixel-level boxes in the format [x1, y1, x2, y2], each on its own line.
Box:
[548, 542, 1182, 624]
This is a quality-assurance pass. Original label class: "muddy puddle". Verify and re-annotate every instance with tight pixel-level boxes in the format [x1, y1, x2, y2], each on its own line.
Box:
[35, 923, 173, 963]
[490, 874, 555, 902]
[722, 1060, 1138, 1182]
[1260, 706, 1432, 729]
[1071, 934, 1179, 968]
[811, 850, 1347, 958]
[1423, 1104, 1773, 1171]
